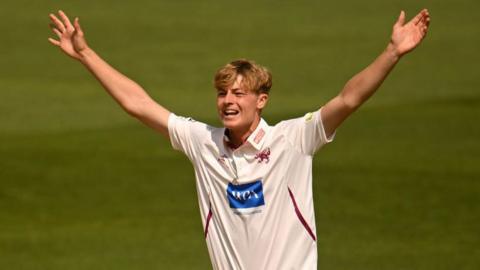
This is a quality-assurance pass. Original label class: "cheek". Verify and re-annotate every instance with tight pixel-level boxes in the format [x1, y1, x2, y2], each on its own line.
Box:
[242, 99, 258, 114]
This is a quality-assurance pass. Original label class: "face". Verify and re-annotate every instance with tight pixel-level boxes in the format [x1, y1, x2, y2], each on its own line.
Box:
[216, 75, 268, 132]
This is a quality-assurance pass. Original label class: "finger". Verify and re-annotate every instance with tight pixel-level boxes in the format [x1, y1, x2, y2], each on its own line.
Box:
[50, 25, 62, 38]
[58, 10, 75, 31]
[424, 24, 429, 33]
[48, 37, 60, 46]
[424, 14, 431, 27]
[48, 23, 62, 37]
[74, 17, 84, 35]
[413, 9, 428, 25]
[395, 10, 406, 27]
[49, 13, 66, 32]
[419, 14, 430, 30]
[422, 22, 429, 37]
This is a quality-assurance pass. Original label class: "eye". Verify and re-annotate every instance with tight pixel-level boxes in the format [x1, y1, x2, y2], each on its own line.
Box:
[234, 91, 245, 96]
[217, 91, 226, 97]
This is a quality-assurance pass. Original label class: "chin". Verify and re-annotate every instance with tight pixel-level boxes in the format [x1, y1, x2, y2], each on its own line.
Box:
[221, 117, 242, 130]
[222, 120, 237, 129]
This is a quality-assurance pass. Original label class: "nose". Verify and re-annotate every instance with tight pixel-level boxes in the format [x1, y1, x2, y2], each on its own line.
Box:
[224, 91, 235, 104]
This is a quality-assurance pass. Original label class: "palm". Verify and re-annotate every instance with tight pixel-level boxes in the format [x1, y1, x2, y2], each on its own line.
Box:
[391, 9, 430, 56]
[58, 34, 77, 57]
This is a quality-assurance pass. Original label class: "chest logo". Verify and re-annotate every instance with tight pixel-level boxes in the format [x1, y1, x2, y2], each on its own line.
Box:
[254, 148, 271, 163]
[227, 180, 265, 214]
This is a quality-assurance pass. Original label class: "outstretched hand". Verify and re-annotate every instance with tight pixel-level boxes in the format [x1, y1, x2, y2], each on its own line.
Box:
[48, 10, 88, 60]
[390, 9, 430, 57]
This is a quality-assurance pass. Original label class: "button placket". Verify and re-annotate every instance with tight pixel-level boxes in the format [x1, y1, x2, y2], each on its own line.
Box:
[224, 154, 239, 184]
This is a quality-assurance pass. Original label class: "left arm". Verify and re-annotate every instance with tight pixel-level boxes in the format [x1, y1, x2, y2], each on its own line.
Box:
[321, 9, 430, 138]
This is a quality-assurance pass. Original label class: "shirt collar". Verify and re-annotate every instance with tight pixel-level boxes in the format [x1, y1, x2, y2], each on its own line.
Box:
[247, 118, 269, 150]
[223, 118, 269, 151]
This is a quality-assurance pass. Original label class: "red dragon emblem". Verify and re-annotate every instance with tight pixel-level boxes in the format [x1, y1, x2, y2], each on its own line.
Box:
[255, 148, 271, 164]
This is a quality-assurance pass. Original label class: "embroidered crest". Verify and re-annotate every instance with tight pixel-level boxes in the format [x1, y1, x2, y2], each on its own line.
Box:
[254, 148, 271, 163]
[304, 112, 314, 122]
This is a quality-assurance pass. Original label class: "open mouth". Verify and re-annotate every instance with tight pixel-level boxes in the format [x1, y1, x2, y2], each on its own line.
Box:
[223, 109, 239, 117]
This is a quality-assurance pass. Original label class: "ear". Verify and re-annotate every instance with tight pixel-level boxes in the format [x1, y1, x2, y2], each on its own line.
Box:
[256, 93, 269, 110]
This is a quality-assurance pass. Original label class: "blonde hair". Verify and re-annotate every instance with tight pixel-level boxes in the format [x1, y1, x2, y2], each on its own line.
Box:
[214, 59, 272, 95]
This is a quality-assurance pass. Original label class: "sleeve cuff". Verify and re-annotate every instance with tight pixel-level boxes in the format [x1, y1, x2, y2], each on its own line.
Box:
[318, 107, 335, 144]
[167, 112, 181, 151]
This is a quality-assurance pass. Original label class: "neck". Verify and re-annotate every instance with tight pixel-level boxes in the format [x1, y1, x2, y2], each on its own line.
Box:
[227, 116, 261, 149]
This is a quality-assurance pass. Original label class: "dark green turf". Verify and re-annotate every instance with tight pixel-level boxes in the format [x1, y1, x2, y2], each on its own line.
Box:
[1, 0, 479, 269]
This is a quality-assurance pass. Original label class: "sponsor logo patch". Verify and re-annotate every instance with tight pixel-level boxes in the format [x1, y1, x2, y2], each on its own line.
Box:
[227, 180, 265, 214]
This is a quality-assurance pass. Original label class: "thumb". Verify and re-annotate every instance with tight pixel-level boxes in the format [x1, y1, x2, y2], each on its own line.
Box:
[394, 10, 405, 28]
[74, 17, 84, 35]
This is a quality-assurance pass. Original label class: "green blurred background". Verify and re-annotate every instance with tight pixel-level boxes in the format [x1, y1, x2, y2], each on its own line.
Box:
[1, 0, 479, 269]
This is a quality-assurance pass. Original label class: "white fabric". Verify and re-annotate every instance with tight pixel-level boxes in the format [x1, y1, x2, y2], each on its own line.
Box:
[168, 108, 334, 270]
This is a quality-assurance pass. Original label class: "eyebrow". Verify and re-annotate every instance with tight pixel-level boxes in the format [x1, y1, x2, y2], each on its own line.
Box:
[217, 87, 243, 92]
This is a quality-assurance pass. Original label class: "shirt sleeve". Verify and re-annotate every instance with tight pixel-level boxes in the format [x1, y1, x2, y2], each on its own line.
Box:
[277, 107, 335, 156]
[168, 113, 210, 161]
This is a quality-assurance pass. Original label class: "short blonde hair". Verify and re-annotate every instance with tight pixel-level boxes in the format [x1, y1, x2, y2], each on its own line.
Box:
[214, 59, 272, 95]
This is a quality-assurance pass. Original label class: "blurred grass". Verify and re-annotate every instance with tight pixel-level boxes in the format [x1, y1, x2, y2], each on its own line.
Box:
[1, 0, 479, 269]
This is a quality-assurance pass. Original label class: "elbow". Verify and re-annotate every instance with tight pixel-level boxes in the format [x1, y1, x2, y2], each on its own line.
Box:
[124, 104, 140, 117]
[123, 98, 147, 118]
[339, 92, 362, 112]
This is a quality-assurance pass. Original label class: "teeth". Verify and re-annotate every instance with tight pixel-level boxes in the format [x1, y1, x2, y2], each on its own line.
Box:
[224, 110, 239, 115]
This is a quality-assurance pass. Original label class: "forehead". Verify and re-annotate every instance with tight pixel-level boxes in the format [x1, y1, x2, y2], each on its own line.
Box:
[218, 75, 248, 92]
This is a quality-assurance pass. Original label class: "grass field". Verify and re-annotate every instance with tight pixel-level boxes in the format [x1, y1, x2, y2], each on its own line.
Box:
[1, 0, 479, 269]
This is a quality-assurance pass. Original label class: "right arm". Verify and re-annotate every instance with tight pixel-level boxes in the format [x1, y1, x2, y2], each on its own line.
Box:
[48, 10, 170, 137]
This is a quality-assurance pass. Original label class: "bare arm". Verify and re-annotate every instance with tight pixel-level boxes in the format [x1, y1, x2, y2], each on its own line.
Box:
[48, 10, 170, 137]
[321, 9, 431, 138]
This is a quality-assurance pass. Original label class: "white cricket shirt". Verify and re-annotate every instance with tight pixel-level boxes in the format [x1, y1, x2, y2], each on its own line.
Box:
[168, 108, 334, 270]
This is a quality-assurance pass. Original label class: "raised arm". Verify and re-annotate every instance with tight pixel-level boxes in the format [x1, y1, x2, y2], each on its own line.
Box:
[321, 9, 430, 138]
[48, 10, 170, 137]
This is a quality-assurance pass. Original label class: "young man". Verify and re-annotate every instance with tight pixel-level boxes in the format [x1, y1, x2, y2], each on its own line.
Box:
[48, 9, 430, 269]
